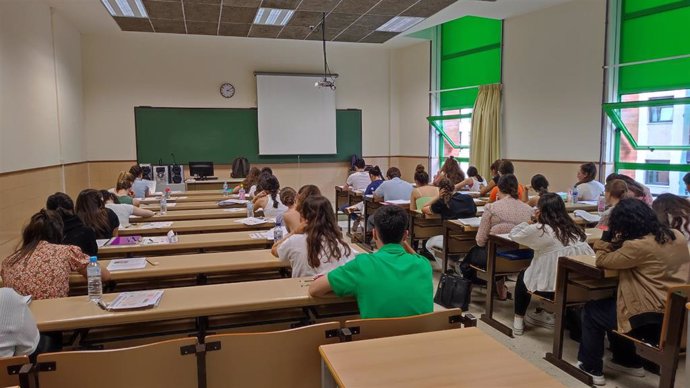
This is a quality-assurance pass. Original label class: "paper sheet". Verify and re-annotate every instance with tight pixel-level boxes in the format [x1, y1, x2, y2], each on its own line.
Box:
[127, 222, 174, 230]
[107, 258, 147, 271]
[457, 217, 481, 227]
[383, 199, 410, 205]
[141, 236, 170, 245]
[96, 239, 111, 247]
[574, 210, 601, 223]
[107, 290, 164, 311]
[218, 199, 249, 206]
[224, 208, 245, 213]
[234, 217, 268, 225]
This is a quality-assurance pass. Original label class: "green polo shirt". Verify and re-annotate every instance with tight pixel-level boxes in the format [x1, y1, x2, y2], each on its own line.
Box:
[327, 243, 433, 319]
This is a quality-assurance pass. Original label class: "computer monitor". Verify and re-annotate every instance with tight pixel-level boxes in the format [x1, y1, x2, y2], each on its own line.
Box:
[189, 161, 214, 178]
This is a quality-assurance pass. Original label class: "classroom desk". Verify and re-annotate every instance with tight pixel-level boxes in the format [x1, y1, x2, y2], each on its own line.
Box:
[30, 277, 353, 333]
[139, 194, 233, 204]
[70, 250, 289, 287]
[482, 228, 603, 337]
[544, 255, 619, 386]
[564, 202, 598, 212]
[441, 220, 479, 273]
[335, 186, 363, 234]
[148, 189, 231, 197]
[319, 328, 566, 388]
[119, 218, 273, 236]
[185, 178, 243, 191]
[362, 197, 410, 244]
[408, 210, 443, 245]
[141, 201, 242, 212]
[98, 231, 273, 258]
[130, 208, 248, 223]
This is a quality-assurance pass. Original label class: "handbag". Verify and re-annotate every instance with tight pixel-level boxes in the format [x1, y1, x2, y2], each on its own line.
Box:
[434, 272, 472, 311]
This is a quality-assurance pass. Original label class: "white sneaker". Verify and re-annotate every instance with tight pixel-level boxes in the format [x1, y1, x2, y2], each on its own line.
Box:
[525, 310, 555, 329]
[577, 362, 606, 386]
[606, 360, 646, 377]
[513, 317, 524, 336]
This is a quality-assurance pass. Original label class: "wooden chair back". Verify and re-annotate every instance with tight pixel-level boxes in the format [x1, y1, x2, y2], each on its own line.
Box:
[37, 337, 198, 388]
[0, 356, 28, 388]
[343, 309, 463, 341]
[660, 285, 690, 350]
[205, 322, 340, 388]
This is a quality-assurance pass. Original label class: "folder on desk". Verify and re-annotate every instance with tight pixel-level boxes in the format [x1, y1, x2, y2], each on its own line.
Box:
[457, 217, 481, 228]
[107, 236, 142, 246]
[105, 290, 164, 311]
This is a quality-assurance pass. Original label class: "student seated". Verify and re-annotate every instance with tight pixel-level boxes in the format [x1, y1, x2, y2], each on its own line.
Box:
[597, 179, 628, 229]
[433, 156, 466, 187]
[1, 210, 110, 300]
[101, 191, 154, 228]
[345, 158, 370, 192]
[577, 199, 690, 385]
[283, 185, 321, 233]
[526, 174, 549, 207]
[114, 173, 140, 206]
[605, 173, 653, 205]
[652, 193, 690, 239]
[252, 174, 287, 219]
[309, 205, 433, 319]
[574, 162, 605, 201]
[488, 160, 528, 203]
[0, 287, 40, 358]
[46, 192, 98, 256]
[373, 167, 413, 202]
[460, 174, 533, 298]
[509, 193, 594, 336]
[272, 196, 356, 278]
[479, 159, 502, 197]
[423, 178, 477, 268]
[129, 165, 152, 199]
[76, 189, 120, 239]
[409, 165, 439, 211]
[233, 167, 260, 196]
[455, 166, 487, 192]
[345, 167, 384, 232]
[684, 172, 690, 194]
[275, 187, 296, 227]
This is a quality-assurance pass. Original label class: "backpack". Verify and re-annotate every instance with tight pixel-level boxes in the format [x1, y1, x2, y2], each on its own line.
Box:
[231, 157, 250, 178]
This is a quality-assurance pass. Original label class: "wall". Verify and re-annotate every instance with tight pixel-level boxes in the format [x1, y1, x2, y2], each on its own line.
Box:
[502, 0, 607, 190]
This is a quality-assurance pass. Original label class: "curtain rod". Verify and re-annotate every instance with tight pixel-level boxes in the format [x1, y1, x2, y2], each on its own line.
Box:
[604, 53, 690, 69]
[428, 83, 502, 94]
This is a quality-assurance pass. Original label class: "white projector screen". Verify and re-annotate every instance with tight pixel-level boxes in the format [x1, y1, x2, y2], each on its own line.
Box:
[256, 74, 337, 155]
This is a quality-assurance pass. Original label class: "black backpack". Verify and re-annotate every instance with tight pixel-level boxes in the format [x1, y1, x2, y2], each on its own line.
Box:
[231, 157, 250, 178]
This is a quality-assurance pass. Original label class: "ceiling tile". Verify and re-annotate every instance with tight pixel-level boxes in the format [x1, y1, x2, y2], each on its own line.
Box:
[306, 28, 340, 41]
[220, 6, 257, 23]
[359, 31, 398, 43]
[248, 24, 282, 38]
[334, 25, 371, 42]
[287, 11, 322, 27]
[367, 0, 419, 16]
[182, 0, 221, 4]
[143, 0, 184, 19]
[186, 21, 219, 34]
[114, 17, 154, 32]
[333, 0, 379, 14]
[325, 13, 359, 30]
[353, 14, 391, 29]
[183, 3, 221, 22]
[219, 22, 251, 36]
[401, 0, 456, 18]
[297, 0, 339, 12]
[224, 0, 261, 7]
[151, 18, 187, 33]
[278, 26, 312, 40]
[260, 0, 300, 9]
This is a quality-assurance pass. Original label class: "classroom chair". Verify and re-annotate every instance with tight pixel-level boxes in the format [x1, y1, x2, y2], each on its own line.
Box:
[205, 322, 340, 388]
[0, 356, 28, 388]
[33, 337, 198, 388]
[613, 286, 689, 388]
[341, 308, 474, 341]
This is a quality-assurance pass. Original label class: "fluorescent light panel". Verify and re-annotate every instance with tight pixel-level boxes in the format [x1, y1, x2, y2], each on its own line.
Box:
[253, 8, 295, 26]
[101, 0, 148, 18]
[376, 16, 424, 33]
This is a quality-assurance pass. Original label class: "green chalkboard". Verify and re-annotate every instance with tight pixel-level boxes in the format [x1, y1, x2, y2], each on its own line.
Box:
[134, 107, 362, 165]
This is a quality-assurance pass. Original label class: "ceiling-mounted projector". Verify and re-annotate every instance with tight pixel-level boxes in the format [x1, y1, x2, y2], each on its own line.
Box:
[315, 79, 336, 90]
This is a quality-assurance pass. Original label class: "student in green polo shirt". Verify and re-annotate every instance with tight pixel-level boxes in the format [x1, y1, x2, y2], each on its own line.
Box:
[309, 205, 433, 319]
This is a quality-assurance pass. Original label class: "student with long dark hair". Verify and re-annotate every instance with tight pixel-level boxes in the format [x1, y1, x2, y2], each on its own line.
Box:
[410, 165, 439, 211]
[488, 160, 528, 203]
[233, 167, 260, 196]
[455, 166, 486, 192]
[479, 159, 502, 197]
[272, 196, 356, 277]
[509, 193, 594, 335]
[575, 162, 605, 201]
[577, 199, 690, 385]
[433, 156, 466, 186]
[652, 193, 690, 239]
[76, 189, 120, 239]
[283, 185, 321, 233]
[252, 174, 287, 219]
[46, 192, 98, 256]
[527, 174, 549, 207]
[1, 210, 110, 300]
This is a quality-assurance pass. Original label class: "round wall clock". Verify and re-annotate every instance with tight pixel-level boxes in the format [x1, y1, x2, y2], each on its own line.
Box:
[220, 83, 235, 98]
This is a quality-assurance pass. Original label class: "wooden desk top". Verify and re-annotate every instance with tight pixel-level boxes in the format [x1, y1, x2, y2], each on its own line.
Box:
[98, 231, 271, 257]
[490, 228, 602, 245]
[119, 218, 273, 236]
[185, 178, 243, 184]
[562, 255, 618, 278]
[148, 189, 231, 197]
[31, 277, 350, 332]
[130, 208, 247, 223]
[141, 201, 240, 211]
[564, 202, 598, 212]
[139, 194, 232, 204]
[70, 250, 287, 285]
[319, 328, 566, 388]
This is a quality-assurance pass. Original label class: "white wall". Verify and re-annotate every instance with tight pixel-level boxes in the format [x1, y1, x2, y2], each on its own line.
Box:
[503, 0, 606, 162]
[0, 1, 84, 173]
[82, 33, 392, 160]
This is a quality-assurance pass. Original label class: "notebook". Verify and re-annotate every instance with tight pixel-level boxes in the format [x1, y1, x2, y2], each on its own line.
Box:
[101, 290, 164, 311]
[107, 236, 142, 246]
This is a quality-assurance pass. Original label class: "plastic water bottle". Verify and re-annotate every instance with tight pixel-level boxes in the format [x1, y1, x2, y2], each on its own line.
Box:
[246, 200, 254, 218]
[223, 181, 229, 197]
[571, 186, 579, 204]
[160, 196, 168, 215]
[238, 185, 246, 201]
[87, 256, 103, 302]
[597, 194, 606, 216]
[274, 221, 283, 241]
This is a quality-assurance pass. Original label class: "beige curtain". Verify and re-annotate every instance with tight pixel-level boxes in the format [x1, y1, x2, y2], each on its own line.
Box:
[470, 84, 502, 176]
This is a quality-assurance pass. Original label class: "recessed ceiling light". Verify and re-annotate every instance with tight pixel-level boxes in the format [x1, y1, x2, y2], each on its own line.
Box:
[253, 8, 295, 26]
[101, 0, 148, 18]
[376, 16, 424, 33]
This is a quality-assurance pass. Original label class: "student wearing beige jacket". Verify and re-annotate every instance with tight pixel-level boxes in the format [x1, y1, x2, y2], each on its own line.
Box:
[577, 198, 690, 386]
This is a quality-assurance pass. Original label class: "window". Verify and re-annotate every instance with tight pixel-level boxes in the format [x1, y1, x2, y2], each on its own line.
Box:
[644, 160, 670, 185]
[648, 97, 674, 123]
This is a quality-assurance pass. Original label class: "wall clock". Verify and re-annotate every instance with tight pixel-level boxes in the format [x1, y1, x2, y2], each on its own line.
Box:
[220, 83, 235, 98]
